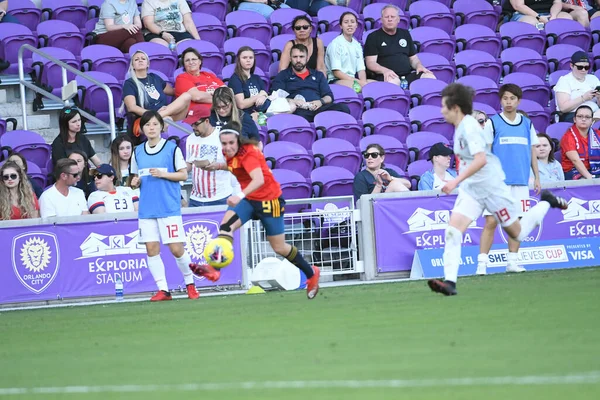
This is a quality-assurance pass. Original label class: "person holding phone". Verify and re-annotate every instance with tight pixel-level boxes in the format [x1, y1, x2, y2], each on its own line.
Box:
[554, 51, 600, 122]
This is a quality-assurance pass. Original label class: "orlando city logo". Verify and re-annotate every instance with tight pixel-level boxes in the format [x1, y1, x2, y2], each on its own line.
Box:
[183, 219, 219, 281]
[12, 232, 60, 294]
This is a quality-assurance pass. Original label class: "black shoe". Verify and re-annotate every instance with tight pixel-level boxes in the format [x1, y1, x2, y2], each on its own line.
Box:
[541, 190, 568, 210]
[427, 279, 457, 296]
[0, 59, 9, 73]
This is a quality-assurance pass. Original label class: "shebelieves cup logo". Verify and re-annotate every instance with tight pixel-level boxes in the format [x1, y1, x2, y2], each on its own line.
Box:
[184, 219, 219, 280]
[12, 232, 60, 294]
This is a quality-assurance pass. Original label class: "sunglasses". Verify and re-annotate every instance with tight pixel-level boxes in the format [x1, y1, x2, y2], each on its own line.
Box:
[294, 25, 311, 31]
[64, 106, 79, 114]
[68, 172, 81, 178]
[574, 64, 590, 71]
[477, 118, 486, 124]
[2, 173, 18, 181]
[94, 173, 112, 180]
[363, 152, 381, 159]
[192, 118, 208, 126]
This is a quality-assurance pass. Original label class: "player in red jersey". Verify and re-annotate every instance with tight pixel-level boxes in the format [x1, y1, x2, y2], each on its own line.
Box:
[190, 122, 321, 299]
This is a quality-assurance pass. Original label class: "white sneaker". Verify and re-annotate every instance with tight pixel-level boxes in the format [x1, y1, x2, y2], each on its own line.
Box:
[475, 263, 487, 275]
[506, 264, 526, 273]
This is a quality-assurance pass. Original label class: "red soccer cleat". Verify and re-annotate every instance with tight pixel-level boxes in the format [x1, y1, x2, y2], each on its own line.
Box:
[189, 263, 221, 282]
[186, 283, 199, 300]
[150, 290, 172, 302]
[306, 266, 320, 300]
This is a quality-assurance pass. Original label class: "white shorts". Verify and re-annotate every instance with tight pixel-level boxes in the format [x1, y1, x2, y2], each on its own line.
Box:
[138, 216, 186, 244]
[453, 186, 520, 227]
[483, 185, 530, 218]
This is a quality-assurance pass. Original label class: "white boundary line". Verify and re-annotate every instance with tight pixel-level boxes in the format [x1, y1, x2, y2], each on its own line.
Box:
[1, 372, 599, 395]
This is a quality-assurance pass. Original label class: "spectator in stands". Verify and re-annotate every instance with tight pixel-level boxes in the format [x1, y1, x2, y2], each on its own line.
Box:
[554, 51, 600, 123]
[278, 15, 327, 77]
[237, 0, 290, 19]
[325, 11, 374, 91]
[532, 132, 565, 182]
[7, 152, 44, 198]
[39, 158, 89, 218]
[286, 0, 345, 16]
[68, 150, 97, 199]
[0, 161, 39, 220]
[473, 110, 488, 129]
[228, 46, 273, 119]
[418, 143, 457, 191]
[503, 0, 574, 27]
[175, 48, 225, 125]
[560, 105, 600, 179]
[110, 135, 134, 186]
[141, 0, 200, 48]
[209, 87, 261, 145]
[0, 1, 19, 24]
[562, 1, 600, 27]
[273, 44, 351, 122]
[93, 0, 144, 53]
[51, 107, 102, 168]
[365, 5, 435, 86]
[88, 164, 139, 214]
[353, 144, 410, 202]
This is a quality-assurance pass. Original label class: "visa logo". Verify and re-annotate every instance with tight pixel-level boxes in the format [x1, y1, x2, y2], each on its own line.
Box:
[569, 250, 595, 260]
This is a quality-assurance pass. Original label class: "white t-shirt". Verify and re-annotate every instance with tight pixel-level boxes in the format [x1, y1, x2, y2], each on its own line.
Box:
[141, 0, 191, 33]
[325, 34, 366, 82]
[130, 138, 187, 174]
[39, 185, 88, 218]
[482, 112, 539, 146]
[554, 72, 600, 113]
[453, 115, 506, 199]
[432, 171, 455, 190]
[88, 187, 139, 214]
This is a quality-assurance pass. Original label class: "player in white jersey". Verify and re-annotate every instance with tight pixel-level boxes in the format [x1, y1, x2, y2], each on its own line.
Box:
[427, 83, 568, 296]
[88, 164, 139, 214]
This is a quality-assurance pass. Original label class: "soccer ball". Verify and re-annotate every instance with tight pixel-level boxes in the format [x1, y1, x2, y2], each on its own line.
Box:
[203, 237, 234, 269]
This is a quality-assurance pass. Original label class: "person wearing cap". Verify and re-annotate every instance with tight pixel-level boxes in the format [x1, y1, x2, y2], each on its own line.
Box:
[417, 143, 457, 191]
[87, 164, 139, 214]
[503, 0, 573, 27]
[554, 50, 600, 122]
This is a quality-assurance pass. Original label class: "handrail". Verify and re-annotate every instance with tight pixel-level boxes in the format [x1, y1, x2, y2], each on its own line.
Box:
[17, 44, 117, 141]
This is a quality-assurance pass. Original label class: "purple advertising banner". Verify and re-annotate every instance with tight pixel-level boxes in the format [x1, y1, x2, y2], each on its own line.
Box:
[0, 211, 243, 304]
[373, 186, 600, 273]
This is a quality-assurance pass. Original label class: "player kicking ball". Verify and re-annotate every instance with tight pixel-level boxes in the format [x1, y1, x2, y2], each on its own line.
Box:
[427, 83, 568, 296]
[190, 122, 321, 299]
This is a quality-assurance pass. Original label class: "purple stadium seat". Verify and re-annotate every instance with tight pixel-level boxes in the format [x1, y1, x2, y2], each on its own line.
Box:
[456, 75, 500, 111]
[473, 102, 497, 118]
[371, 0, 409, 11]
[266, 114, 317, 150]
[455, 50, 502, 83]
[362, 108, 411, 144]
[41, 0, 88, 32]
[26, 161, 47, 189]
[270, 8, 309, 36]
[130, 42, 178, 78]
[410, 26, 456, 61]
[363, 3, 410, 31]
[417, 52, 456, 84]
[32, 47, 80, 99]
[270, 34, 296, 62]
[175, 40, 224, 76]
[545, 19, 592, 51]
[312, 138, 361, 173]
[359, 135, 409, 170]
[224, 37, 271, 73]
[190, 0, 227, 21]
[503, 72, 551, 107]
[518, 99, 550, 133]
[81, 45, 129, 82]
[409, 78, 448, 107]
[314, 111, 362, 147]
[407, 159, 432, 190]
[311, 166, 354, 198]
[164, 122, 191, 159]
[319, 32, 341, 48]
[6, 0, 41, 34]
[406, 131, 449, 162]
[191, 13, 227, 49]
[591, 17, 600, 45]
[592, 43, 600, 71]
[37, 20, 84, 57]
[362, 82, 410, 116]
[75, 71, 122, 124]
[499, 21, 545, 55]
[0, 130, 52, 174]
[317, 7, 364, 40]
[226, 11, 272, 46]
[409, 105, 454, 140]
[87, 0, 104, 19]
[385, 164, 407, 178]
[0, 23, 36, 75]
[271, 169, 312, 212]
[546, 44, 586, 72]
[409, 1, 454, 34]
[453, 0, 499, 31]
[546, 122, 570, 146]
[329, 84, 364, 121]
[501, 47, 549, 77]
[455, 24, 502, 58]
[264, 141, 313, 176]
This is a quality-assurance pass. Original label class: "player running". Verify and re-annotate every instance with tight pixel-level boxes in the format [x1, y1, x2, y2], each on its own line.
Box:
[427, 83, 568, 296]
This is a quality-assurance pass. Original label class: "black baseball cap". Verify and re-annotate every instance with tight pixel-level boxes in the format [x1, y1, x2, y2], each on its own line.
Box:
[429, 142, 453, 160]
[571, 51, 589, 64]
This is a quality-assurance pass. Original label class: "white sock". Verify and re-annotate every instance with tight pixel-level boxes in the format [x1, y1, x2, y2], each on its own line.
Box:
[147, 255, 168, 292]
[477, 253, 488, 266]
[517, 202, 550, 241]
[507, 251, 519, 266]
[175, 253, 194, 285]
[443, 226, 462, 283]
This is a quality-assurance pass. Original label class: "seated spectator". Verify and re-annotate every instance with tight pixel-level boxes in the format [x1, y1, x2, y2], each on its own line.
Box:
[531, 132, 565, 182]
[560, 105, 600, 179]
[273, 44, 351, 122]
[286, 0, 345, 17]
[39, 158, 89, 218]
[473, 110, 488, 129]
[364, 5, 435, 86]
[325, 12, 375, 91]
[554, 51, 600, 123]
[353, 144, 410, 202]
[88, 164, 139, 214]
[175, 48, 225, 124]
[209, 87, 261, 145]
[418, 143, 457, 190]
[51, 107, 102, 168]
[68, 150, 97, 199]
[7, 152, 43, 198]
[278, 15, 327, 77]
[237, 0, 290, 19]
[110, 135, 134, 186]
[141, 0, 199, 48]
[0, 161, 39, 220]
[228, 46, 273, 119]
[93, 0, 144, 53]
[503, 0, 573, 27]
[562, 0, 600, 27]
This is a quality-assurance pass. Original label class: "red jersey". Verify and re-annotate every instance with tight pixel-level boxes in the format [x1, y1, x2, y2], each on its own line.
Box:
[226, 144, 281, 201]
[560, 125, 590, 172]
[174, 71, 224, 125]
[10, 196, 39, 219]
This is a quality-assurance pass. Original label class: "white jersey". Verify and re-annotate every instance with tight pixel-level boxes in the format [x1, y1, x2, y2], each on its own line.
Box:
[453, 115, 506, 199]
[88, 186, 139, 213]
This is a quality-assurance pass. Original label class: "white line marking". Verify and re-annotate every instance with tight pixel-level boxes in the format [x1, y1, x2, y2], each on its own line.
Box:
[1, 372, 599, 395]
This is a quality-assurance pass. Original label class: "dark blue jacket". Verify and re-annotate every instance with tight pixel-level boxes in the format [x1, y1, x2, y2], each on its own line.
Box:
[272, 67, 333, 102]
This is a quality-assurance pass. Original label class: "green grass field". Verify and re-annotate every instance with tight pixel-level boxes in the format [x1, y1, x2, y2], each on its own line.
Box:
[1, 268, 599, 400]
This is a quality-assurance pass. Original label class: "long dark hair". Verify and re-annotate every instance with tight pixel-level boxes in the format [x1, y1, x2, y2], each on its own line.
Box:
[537, 132, 556, 163]
[234, 46, 255, 83]
[110, 135, 134, 186]
[68, 149, 92, 185]
[58, 106, 83, 145]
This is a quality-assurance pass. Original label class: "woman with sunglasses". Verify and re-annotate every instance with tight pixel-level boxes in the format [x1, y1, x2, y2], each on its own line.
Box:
[68, 150, 97, 199]
[0, 161, 39, 220]
[353, 143, 410, 202]
[209, 87, 261, 148]
[278, 15, 327, 77]
[51, 107, 102, 168]
[554, 50, 600, 122]
[7, 152, 44, 198]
